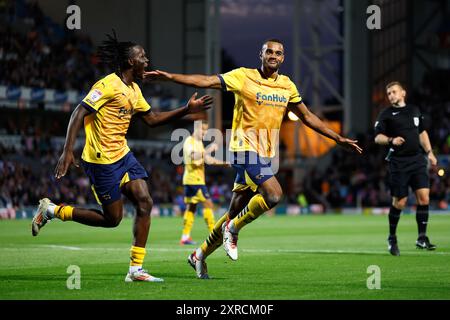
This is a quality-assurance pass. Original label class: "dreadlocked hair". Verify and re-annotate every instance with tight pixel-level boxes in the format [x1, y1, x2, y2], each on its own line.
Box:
[97, 30, 137, 72]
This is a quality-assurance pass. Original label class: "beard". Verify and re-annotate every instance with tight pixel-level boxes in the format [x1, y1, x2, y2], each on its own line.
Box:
[265, 61, 280, 72]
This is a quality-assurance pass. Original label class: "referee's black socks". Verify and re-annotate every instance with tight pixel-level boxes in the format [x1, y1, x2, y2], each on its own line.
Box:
[416, 205, 429, 238]
[389, 206, 402, 236]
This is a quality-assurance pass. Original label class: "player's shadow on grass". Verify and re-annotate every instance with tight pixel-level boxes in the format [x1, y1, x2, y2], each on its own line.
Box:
[160, 271, 225, 280]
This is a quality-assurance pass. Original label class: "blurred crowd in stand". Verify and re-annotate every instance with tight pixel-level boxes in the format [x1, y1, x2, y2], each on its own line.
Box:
[1, 0, 449, 213]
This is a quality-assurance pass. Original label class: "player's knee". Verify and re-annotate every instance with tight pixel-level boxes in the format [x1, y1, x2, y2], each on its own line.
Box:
[417, 195, 429, 206]
[136, 193, 153, 216]
[187, 204, 197, 212]
[105, 214, 122, 228]
[204, 200, 213, 209]
[264, 192, 283, 209]
[393, 198, 407, 210]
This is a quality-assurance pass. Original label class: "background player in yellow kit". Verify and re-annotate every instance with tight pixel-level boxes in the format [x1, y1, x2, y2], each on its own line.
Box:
[180, 120, 229, 245]
[146, 39, 362, 279]
[31, 31, 213, 282]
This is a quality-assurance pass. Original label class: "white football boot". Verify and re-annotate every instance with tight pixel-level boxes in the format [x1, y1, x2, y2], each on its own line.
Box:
[31, 198, 53, 236]
[125, 269, 164, 282]
[222, 220, 239, 261]
[188, 252, 209, 279]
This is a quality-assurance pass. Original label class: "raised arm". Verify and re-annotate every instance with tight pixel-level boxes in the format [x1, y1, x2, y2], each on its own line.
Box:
[144, 70, 222, 89]
[287, 102, 363, 154]
[55, 104, 90, 178]
[140, 92, 213, 128]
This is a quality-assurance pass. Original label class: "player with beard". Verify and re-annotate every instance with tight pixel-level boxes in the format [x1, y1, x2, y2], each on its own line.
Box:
[146, 39, 363, 278]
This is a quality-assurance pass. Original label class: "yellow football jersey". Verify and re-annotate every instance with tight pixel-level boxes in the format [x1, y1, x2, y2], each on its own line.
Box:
[80, 73, 151, 164]
[182, 136, 206, 185]
[219, 67, 302, 158]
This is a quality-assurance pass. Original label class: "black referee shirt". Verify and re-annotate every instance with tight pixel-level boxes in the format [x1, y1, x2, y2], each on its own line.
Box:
[374, 104, 425, 157]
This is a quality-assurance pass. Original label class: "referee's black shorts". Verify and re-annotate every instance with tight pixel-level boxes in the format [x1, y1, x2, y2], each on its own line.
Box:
[388, 153, 429, 198]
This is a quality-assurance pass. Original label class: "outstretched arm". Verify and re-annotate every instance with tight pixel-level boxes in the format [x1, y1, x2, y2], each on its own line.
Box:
[140, 92, 213, 127]
[144, 70, 222, 89]
[55, 104, 90, 178]
[288, 102, 363, 154]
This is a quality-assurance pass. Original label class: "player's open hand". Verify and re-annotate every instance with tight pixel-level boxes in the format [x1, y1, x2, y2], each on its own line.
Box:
[336, 137, 363, 154]
[143, 70, 172, 81]
[186, 92, 213, 114]
[55, 151, 79, 179]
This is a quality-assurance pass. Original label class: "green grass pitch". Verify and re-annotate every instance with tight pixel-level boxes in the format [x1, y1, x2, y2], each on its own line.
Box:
[0, 214, 449, 300]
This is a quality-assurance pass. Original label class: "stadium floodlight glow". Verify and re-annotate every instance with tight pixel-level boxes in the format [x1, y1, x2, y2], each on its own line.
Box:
[288, 111, 299, 121]
[438, 169, 445, 177]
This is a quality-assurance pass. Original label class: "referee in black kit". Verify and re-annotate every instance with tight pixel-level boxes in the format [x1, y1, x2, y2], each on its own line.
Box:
[374, 81, 437, 256]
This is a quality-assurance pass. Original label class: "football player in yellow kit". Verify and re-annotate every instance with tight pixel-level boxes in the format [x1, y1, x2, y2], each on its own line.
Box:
[31, 31, 213, 282]
[180, 120, 229, 245]
[146, 39, 362, 279]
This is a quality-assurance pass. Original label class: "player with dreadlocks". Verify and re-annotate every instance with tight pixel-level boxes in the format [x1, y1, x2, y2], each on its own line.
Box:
[31, 31, 214, 282]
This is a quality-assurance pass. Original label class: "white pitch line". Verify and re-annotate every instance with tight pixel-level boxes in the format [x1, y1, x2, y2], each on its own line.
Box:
[12, 245, 448, 256]
[41, 245, 82, 251]
[1, 245, 448, 256]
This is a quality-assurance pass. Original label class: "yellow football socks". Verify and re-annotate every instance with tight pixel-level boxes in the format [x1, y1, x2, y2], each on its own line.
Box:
[233, 194, 269, 231]
[203, 208, 216, 232]
[130, 246, 146, 267]
[182, 210, 195, 238]
[55, 205, 74, 221]
[198, 213, 228, 259]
